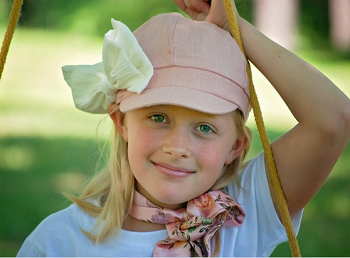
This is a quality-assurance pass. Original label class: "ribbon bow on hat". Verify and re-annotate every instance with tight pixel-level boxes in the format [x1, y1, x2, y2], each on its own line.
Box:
[62, 19, 153, 114]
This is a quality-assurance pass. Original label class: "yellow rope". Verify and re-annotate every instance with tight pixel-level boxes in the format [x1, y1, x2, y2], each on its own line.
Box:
[0, 0, 24, 82]
[222, 0, 301, 256]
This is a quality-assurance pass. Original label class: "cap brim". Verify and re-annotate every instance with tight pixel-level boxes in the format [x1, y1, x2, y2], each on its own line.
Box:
[118, 66, 250, 119]
[120, 86, 239, 115]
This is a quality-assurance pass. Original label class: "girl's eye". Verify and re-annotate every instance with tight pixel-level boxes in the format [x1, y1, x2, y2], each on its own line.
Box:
[151, 114, 166, 123]
[198, 124, 213, 133]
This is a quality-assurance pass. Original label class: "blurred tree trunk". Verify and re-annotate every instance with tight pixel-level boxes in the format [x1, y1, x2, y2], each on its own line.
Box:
[253, 0, 300, 50]
[329, 0, 350, 52]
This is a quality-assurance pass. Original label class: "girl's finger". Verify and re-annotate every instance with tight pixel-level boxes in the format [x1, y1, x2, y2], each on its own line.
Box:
[173, 0, 187, 12]
[205, 0, 228, 28]
[185, 0, 210, 14]
[173, 0, 210, 17]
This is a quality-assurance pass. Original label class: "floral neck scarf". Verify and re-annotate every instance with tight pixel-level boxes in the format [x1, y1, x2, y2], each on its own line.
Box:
[130, 190, 245, 257]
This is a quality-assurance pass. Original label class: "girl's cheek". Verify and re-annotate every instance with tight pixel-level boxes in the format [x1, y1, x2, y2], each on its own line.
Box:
[204, 140, 233, 167]
[132, 129, 162, 153]
[197, 144, 222, 165]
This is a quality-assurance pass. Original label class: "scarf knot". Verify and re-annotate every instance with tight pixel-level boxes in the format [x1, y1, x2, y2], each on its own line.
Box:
[130, 190, 245, 257]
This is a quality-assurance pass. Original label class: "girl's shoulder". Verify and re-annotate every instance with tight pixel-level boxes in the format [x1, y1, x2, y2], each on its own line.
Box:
[239, 152, 265, 174]
[38, 203, 96, 232]
[220, 152, 303, 256]
[17, 203, 96, 256]
[230, 152, 266, 196]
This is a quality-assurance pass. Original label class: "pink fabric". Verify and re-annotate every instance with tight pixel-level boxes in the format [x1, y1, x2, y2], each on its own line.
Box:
[130, 190, 245, 257]
[116, 13, 251, 120]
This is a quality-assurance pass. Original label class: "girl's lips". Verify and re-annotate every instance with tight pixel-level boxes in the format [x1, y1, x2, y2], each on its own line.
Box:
[152, 162, 195, 178]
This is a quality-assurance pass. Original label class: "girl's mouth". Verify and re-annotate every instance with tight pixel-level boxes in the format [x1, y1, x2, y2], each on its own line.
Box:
[152, 162, 195, 178]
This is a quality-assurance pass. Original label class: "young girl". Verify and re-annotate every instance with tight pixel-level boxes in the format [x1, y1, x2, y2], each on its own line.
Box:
[17, 0, 350, 256]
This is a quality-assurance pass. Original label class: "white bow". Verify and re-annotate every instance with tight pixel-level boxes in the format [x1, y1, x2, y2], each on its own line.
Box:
[62, 19, 153, 114]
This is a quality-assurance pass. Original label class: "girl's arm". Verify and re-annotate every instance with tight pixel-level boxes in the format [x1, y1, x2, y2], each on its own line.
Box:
[238, 16, 350, 218]
[174, 0, 350, 218]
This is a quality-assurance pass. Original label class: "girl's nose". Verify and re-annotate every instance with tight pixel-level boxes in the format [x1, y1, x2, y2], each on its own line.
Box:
[162, 128, 192, 159]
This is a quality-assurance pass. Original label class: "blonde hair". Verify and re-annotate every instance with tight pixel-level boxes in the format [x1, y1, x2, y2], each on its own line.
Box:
[69, 107, 252, 255]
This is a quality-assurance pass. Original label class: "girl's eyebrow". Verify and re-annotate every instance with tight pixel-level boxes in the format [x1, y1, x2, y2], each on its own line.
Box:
[201, 113, 234, 123]
[138, 106, 234, 125]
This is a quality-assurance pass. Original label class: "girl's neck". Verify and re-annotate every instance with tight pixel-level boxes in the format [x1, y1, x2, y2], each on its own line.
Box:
[136, 184, 187, 210]
[122, 215, 165, 232]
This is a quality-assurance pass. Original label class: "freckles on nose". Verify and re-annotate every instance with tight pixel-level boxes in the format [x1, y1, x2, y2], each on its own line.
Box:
[171, 127, 191, 146]
[163, 128, 192, 157]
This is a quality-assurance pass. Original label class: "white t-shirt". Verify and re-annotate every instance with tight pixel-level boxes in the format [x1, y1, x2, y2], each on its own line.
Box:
[17, 152, 302, 257]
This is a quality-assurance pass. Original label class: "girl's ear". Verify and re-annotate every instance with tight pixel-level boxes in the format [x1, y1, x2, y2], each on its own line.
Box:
[108, 104, 128, 142]
[224, 134, 248, 165]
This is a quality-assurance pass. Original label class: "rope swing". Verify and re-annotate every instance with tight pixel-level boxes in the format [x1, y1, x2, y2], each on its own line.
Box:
[223, 0, 301, 256]
[0, 0, 24, 82]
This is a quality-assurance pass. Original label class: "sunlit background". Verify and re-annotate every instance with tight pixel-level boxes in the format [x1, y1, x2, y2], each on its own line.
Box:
[1, 0, 349, 256]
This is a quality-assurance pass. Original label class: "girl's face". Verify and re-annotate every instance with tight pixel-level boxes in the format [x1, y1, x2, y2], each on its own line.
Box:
[115, 105, 246, 209]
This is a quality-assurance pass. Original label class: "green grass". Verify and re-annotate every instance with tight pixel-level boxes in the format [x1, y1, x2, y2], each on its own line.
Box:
[0, 27, 349, 256]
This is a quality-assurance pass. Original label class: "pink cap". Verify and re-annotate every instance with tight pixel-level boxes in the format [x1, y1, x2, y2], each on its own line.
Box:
[117, 13, 250, 120]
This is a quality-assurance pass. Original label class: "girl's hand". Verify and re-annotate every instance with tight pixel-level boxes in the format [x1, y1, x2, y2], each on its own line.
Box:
[173, 0, 239, 32]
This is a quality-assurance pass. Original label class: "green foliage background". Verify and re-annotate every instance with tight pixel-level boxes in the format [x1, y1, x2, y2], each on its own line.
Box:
[1, 0, 343, 51]
[1, 0, 349, 256]
[15, 0, 182, 36]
